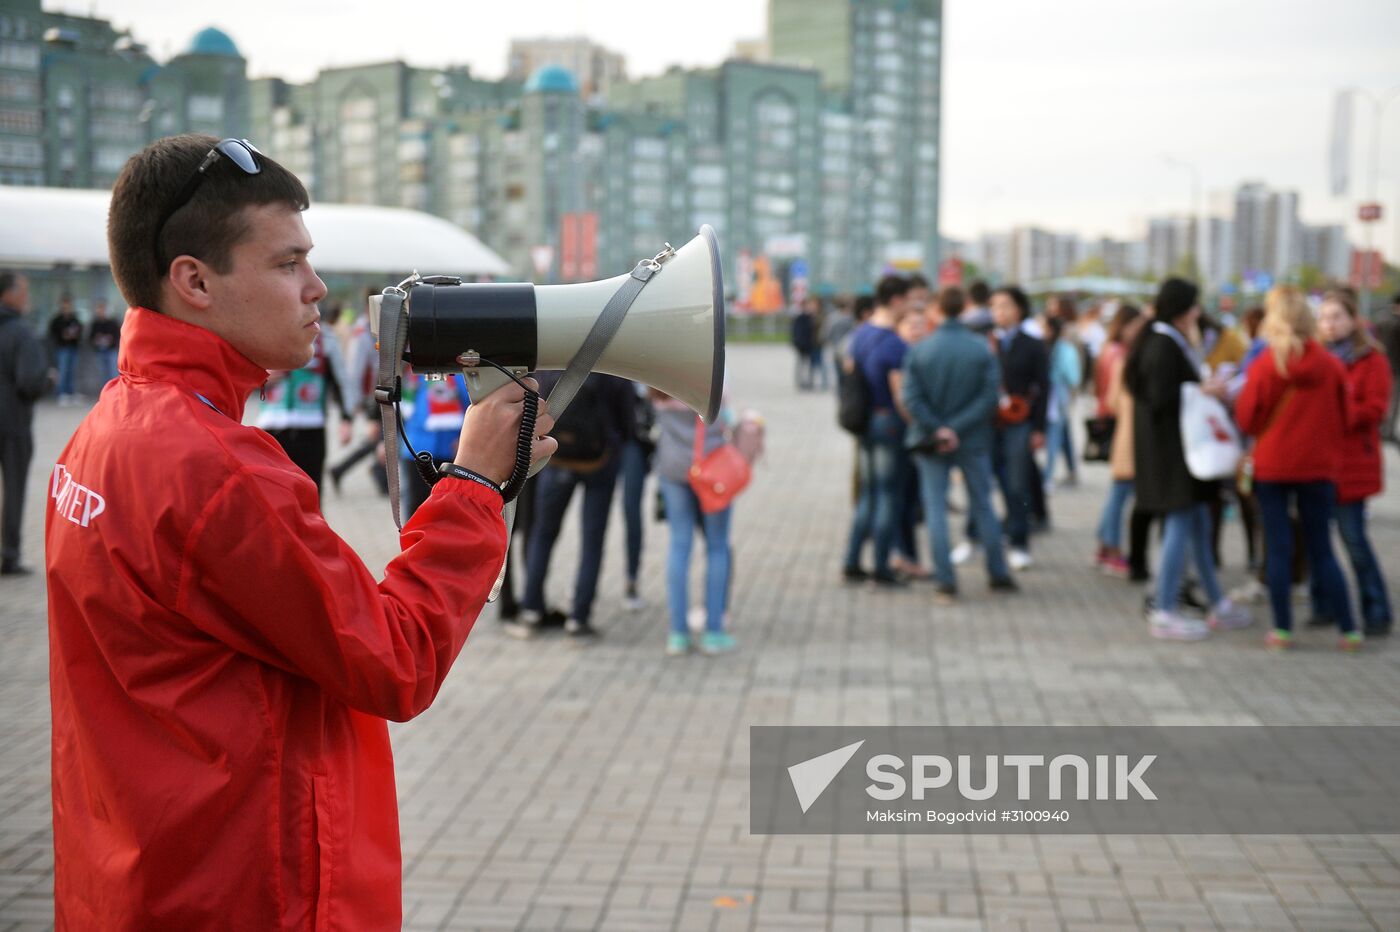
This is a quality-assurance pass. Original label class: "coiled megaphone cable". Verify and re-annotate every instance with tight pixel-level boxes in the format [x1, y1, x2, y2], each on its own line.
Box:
[396, 358, 539, 504]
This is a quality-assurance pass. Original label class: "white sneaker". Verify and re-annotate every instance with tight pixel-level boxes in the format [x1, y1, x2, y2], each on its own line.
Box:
[624, 594, 645, 612]
[950, 541, 976, 565]
[1149, 610, 1211, 641]
[1228, 579, 1266, 604]
[687, 606, 706, 633]
[1208, 598, 1253, 631]
[1008, 549, 1033, 572]
[1292, 583, 1310, 605]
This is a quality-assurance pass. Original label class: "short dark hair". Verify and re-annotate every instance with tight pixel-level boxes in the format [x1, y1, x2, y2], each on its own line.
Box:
[853, 295, 876, 320]
[108, 134, 309, 312]
[907, 273, 930, 290]
[967, 280, 990, 305]
[0, 272, 18, 298]
[875, 274, 911, 307]
[992, 285, 1030, 320]
[938, 286, 966, 318]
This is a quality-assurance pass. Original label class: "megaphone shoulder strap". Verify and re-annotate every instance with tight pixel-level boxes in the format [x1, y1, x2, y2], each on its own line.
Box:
[375, 285, 411, 530]
[488, 255, 669, 601]
[541, 258, 660, 420]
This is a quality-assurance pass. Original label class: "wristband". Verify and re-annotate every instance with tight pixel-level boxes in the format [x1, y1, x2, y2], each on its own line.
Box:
[437, 462, 503, 497]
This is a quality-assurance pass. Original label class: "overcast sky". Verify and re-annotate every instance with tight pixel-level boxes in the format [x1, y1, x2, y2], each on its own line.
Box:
[68, 0, 1400, 257]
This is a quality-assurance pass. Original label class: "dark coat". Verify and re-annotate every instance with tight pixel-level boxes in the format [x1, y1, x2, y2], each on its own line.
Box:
[994, 330, 1050, 431]
[902, 319, 1001, 456]
[0, 306, 49, 435]
[1126, 328, 1215, 513]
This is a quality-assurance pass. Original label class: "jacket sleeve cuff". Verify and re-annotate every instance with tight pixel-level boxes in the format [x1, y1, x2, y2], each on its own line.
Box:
[433, 474, 506, 508]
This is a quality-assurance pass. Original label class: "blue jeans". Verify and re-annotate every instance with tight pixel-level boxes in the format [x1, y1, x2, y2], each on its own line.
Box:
[915, 449, 1009, 588]
[843, 410, 907, 575]
[55, 346, 78, 397]
[523, 457, 621, 624]
[990, 421, 1033, 548]
[619, 440, 648, 585]
[1044, 415, 1076, 484]
[1097, 479, 1134, 551]
[96, 348, 118, 387]
[809, 346, 829, 390]
[659, 477, 731, 636]
[1335, 501, 1392, 627]
[1155, 502, 1223, 615]
[1255, 481, 1354, 634]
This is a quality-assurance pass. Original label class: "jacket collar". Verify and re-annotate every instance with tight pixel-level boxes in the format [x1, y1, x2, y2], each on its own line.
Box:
[117, 307, 268, 420]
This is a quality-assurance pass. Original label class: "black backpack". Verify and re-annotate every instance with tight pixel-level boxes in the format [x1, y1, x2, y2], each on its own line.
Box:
[837, 363, 871, 435]
[550, 379, 609, 463]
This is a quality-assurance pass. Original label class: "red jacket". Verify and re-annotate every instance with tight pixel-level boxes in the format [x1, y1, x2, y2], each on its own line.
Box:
[1236, 339, 1347, 485]
[1335, 346, 1393, 503]
[46, 308, 506, 930]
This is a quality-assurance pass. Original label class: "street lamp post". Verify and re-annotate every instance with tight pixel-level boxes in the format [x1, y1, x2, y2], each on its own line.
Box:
[1351, 85, 1400, 315]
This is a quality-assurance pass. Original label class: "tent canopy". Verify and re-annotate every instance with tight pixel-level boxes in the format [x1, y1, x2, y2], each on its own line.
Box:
[0, 185, 510, 277]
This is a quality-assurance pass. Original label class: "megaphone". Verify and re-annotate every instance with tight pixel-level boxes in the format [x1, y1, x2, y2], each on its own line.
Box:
[370, 225, 725, 424]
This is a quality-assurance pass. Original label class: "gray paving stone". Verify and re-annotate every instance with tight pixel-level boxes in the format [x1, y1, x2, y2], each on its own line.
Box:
[6, 345, 1400, 931]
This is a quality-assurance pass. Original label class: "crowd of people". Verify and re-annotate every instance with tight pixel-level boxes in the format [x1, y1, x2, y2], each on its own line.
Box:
[5, 264, 1399, 656]
[826, 272, 1398, 649]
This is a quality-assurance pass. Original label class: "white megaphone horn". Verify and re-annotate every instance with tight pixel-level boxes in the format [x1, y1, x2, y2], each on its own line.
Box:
[371, 225, 725, 424]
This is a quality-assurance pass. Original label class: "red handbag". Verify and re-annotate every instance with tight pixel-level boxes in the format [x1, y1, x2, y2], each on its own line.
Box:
[688, 416, 751, 514]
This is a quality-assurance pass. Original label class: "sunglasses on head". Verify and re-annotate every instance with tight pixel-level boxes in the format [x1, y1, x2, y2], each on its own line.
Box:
[152, 138, 262, 273]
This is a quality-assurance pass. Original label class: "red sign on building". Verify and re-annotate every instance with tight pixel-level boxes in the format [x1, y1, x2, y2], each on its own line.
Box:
[1350, 249, 1385, 289]
[1358, 203, 1383, 223]
[937, 256, 964, 287]
[559, 212, 599, 282]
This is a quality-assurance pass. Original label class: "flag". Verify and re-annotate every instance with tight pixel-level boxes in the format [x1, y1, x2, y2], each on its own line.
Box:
[1329, 90, 1352, 198]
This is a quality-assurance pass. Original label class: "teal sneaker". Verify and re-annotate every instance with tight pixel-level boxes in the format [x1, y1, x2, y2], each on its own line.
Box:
[699, 631, 738, 656]
[666, 633, 691, 656]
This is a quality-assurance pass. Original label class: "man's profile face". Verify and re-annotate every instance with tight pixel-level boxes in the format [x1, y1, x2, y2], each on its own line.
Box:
[2, 277, 29, 313]
[206, 204, 327, 371]
[991, 292, 1019, 331]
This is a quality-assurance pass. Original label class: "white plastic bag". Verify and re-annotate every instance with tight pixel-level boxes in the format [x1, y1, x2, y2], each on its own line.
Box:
[1179, 382, 1242, 480]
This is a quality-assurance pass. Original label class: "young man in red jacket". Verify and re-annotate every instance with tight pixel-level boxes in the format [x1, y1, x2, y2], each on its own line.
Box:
[45, 134, 556, 929]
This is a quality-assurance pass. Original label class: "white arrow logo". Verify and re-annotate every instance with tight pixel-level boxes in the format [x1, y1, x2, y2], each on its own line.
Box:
[788, 740, 866, 814]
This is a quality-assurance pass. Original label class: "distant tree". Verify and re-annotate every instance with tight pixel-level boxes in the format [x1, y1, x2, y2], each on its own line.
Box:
[1169, 253, 1201, 282]
[1294, 264, 1326, 292]
[1070, 255, 1110, 277]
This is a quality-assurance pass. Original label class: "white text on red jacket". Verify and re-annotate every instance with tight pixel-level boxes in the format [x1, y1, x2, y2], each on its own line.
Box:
[51, 464, 106, 528]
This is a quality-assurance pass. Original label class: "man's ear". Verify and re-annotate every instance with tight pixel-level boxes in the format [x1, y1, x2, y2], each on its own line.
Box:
[167, 256, 214, 311]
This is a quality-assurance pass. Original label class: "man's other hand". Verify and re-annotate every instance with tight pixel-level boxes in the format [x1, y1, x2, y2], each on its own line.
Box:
[454, 378, 557, 487]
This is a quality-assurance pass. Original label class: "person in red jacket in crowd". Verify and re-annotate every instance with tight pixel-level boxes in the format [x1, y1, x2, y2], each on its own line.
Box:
[45, 134, 556, 929]
[1237, 285, 1357, 651]
[1317, 289, 1393, 636]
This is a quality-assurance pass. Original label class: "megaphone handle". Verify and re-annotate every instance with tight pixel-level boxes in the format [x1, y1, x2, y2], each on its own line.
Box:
[462, 365, 538, 503]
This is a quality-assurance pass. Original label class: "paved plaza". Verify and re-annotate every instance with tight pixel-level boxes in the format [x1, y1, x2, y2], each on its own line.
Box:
[3, 342, 1400, 931]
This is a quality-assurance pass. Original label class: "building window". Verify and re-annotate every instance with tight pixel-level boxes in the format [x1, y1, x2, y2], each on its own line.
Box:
[0, 41, 38, 70]
[0, 138, 41, 167]
[188, 94, 224, 123]
[0, 107, 38, 134]
[0, 73, 37, 102]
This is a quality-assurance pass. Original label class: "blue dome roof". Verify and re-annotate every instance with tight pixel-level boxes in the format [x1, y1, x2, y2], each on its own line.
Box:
[184, 27, 241, 58]
[523, 65, 579, 95]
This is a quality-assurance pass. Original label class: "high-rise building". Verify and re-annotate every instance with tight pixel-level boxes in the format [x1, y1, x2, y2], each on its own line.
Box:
[506, 38, 626, 101]
[1232, 182, 1300, 280]
[1299, 223, 1349, 281]
[769, 0, 942, 285]
[0, 1, 248, 190]
[0, 0, 44, 186]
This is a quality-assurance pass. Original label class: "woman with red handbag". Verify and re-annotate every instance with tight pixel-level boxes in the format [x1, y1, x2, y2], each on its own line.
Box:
[651, 390, 750, 656]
